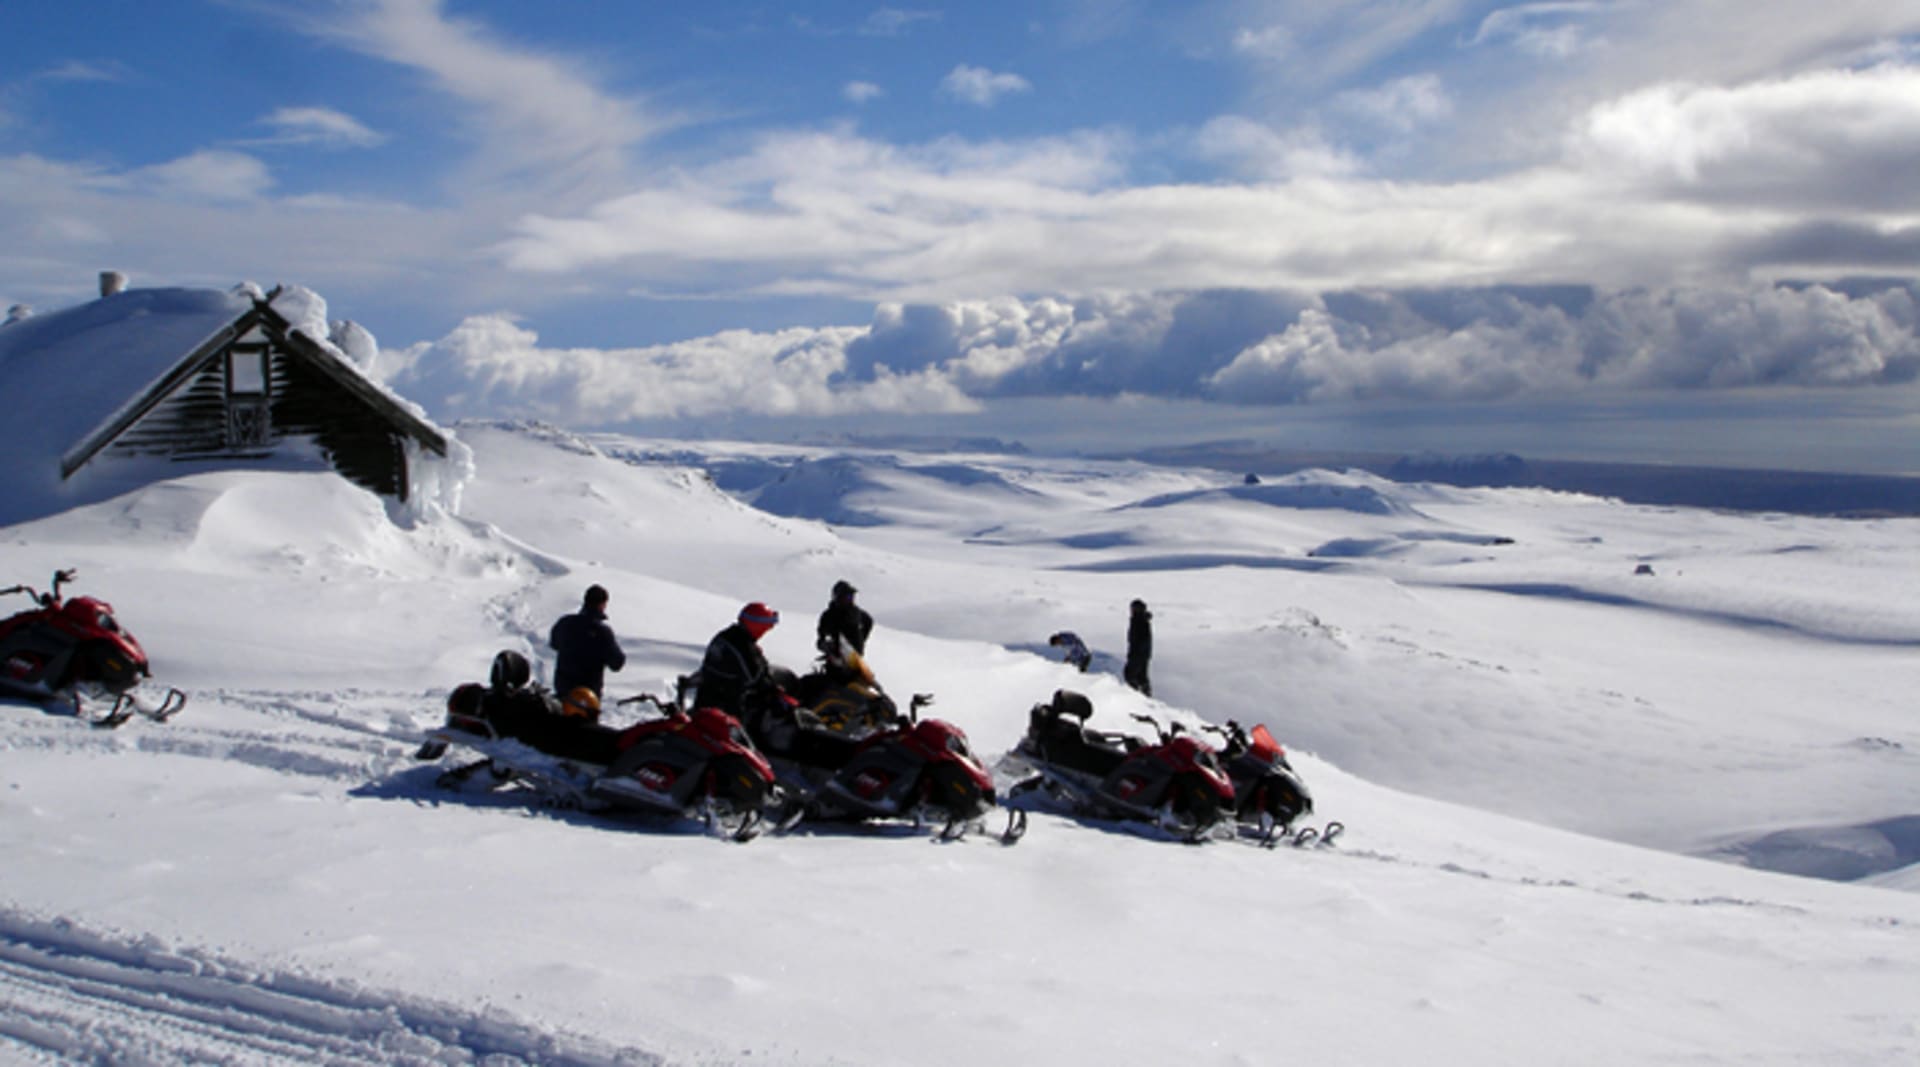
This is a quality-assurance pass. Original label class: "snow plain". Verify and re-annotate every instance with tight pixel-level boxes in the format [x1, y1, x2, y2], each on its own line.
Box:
[3, 420, 1919, 1065]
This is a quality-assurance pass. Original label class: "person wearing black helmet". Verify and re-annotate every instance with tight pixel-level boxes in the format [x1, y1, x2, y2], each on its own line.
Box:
[816, 579, 873, 658]
[1124, 599, 1153, 696]
[549, 584, 626, 699]
[698, 602, 780, 721]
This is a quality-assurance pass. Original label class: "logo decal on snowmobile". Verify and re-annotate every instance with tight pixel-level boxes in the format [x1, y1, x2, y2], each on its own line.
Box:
[636, 764, 678, 791]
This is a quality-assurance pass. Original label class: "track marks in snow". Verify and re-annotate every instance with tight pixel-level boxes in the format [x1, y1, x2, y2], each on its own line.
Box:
[0, 908, 655, 1066]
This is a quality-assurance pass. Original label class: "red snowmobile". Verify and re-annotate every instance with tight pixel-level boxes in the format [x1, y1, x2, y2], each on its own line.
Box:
[1004, 690, 1237, 843]
[746, 645, 1025, 843]
[0, 569, 186, 727]
[416, 652, 783, 841]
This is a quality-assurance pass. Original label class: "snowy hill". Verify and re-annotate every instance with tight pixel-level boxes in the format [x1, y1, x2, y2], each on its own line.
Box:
[3, 422, 1919, 1064]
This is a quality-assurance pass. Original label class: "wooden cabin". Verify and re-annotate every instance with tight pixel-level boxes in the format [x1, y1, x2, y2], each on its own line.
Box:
[2, 282, 450, 504]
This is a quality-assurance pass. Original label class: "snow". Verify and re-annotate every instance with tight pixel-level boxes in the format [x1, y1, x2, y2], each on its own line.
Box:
[3, 420, 1919, 1064]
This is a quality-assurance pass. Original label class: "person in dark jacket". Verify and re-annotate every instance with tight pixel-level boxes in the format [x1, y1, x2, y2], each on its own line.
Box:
[1123, 599, 1152, 696]
[1048, 631, 1091, 672]
[549, 584, 626, 698]
[698, 602, 780, 720]
[816, 579, 873, 657]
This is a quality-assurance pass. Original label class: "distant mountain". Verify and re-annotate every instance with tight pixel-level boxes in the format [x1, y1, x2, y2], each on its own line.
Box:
[1119, 443, 1920, 518]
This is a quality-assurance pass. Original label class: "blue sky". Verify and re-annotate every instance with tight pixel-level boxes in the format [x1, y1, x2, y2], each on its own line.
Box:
[4, 2, 1919, 471]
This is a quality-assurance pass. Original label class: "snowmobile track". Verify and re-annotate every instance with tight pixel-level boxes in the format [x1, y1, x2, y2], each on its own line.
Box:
[0, 908, 656, 1066]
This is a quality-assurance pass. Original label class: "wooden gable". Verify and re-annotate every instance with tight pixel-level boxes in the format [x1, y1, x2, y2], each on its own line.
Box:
[60, 293, 448, 501]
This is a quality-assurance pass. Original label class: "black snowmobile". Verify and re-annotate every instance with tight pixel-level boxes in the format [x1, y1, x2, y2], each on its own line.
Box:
[1197, 719, 1336, 847]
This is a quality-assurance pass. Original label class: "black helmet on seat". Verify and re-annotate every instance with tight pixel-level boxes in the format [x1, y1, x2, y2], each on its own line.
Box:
[490, 650, 531, 691]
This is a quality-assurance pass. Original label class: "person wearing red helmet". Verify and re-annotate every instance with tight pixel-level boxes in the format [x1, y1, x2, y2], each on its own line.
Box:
[696, 601, 780, 720]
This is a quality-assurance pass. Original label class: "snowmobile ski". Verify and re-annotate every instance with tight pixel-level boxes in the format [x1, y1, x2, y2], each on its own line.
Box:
[1265, 819, 1345, 850]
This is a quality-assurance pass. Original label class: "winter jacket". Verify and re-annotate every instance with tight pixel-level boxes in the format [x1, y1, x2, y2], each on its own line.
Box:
[698, 622, 773, 717]
[816, 598, 874, 655]
[549, 606, 626, 698]
[1124, 607, 1153, 694]
[1050, 631, 1092, 671]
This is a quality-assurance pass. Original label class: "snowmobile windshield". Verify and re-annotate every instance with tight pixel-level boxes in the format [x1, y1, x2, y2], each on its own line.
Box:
[1248, 724, 1283, 762]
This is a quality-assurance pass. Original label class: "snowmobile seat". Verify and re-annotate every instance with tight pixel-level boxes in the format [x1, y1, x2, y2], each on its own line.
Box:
[1028, 694, 1131, 778]
[1049, 689, 1094, 720]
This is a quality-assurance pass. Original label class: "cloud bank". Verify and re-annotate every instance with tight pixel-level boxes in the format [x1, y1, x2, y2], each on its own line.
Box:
[384, 280, 1920, 422]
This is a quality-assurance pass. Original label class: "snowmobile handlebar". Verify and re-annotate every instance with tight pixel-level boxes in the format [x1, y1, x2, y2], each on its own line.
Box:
[3, 569, 77, 608]
[908, 692, 934, 722]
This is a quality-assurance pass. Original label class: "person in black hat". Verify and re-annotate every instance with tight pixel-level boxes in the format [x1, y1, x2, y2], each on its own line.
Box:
[816, 579, 873, 657]
[548, 584, 626, 699]
[1123, 599, 1152, 696]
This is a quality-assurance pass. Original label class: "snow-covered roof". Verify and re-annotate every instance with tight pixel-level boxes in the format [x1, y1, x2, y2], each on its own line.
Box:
[0, 288, 254, 479]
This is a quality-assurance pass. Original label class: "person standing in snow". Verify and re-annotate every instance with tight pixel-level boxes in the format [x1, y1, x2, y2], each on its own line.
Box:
[549, 584, 626, 701]
[1049, 631, 1091, 672]
[698, 602, 781, 720]
[816, 579, 873, 657]
[1123, 599, 1152, 696]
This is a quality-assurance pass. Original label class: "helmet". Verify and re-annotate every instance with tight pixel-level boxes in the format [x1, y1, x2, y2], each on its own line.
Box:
[832, 579, 857, 599]
[739, 601, 779, 638]
[447, 682, 486, 718]
[561, 686, 601, 719]
[489, 650, 531, 691]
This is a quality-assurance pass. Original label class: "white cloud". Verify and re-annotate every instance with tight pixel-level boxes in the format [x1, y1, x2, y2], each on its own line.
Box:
[1334, 74, 1454, 132]
[843, 81, 885, 104]
[37, 60, 129, 84]
[132, 151, 275, 202]
[939, 65, 1032, 107]
[1204, 283, 1920, 403]
[860, 8, 941, 37]
[384, 281, 1920, 423]
[1568, 64, 1920, 211]
[259, 107, 387, 149]
[296, 0, 671, 200]
[385, 313, 976, 421]
[1469, 2, 1610, 58]
[1231, 25, 1293, 61]
[1192, 116, 1361, 179]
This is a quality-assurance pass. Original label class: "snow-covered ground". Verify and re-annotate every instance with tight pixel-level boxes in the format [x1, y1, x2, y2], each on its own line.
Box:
[4, 421, 1918, 1064]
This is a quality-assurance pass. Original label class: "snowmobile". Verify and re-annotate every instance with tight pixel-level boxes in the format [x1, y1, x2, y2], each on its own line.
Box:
[1196, 718, 1338, 847]
[1003, 690, 1236, 843]
[742, 647, 1025, 843]
[0, 568, 186, 728]
[414, 652, 783, 841]
[773, 637, 898, 735]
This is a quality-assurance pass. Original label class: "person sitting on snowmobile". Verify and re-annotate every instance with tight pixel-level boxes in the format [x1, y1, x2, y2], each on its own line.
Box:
[549, 584, 626, 701]
[815, 580, 872, 658]
[697, 602, 781, 725]
[1048, 631, 1091, 672]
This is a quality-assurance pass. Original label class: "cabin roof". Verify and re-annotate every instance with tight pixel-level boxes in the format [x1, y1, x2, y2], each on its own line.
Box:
[0, 286, 447, 483]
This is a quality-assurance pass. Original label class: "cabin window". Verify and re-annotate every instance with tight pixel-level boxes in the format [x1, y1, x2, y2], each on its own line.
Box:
[225, 345, 271, 448]
[227, 347, 268, 396]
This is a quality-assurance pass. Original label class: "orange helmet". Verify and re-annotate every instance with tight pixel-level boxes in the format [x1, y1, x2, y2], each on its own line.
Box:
[561, 686, 601, 720]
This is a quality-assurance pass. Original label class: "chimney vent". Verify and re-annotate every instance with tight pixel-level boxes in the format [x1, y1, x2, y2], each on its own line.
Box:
[99, 271, 128, 297]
